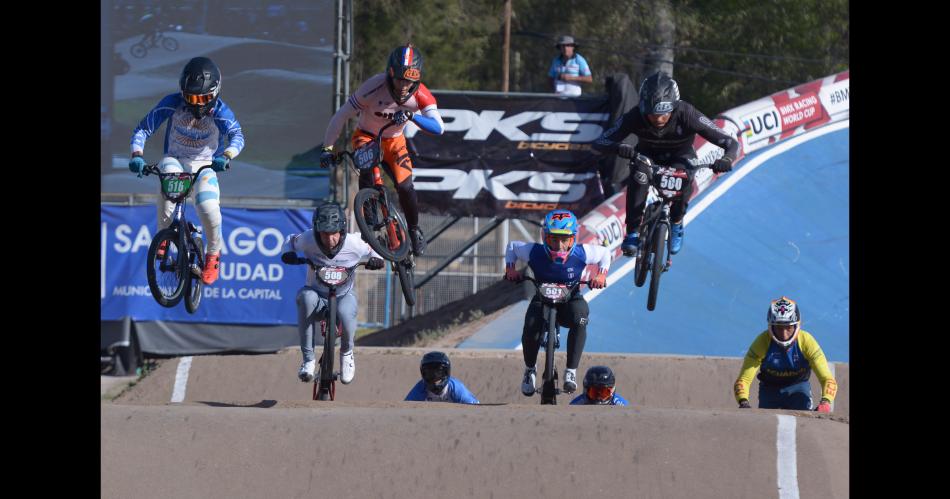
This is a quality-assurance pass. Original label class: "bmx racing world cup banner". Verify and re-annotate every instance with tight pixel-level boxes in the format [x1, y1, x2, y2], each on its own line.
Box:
[404, 92, 609, 218]
[101, 205, 311, 325]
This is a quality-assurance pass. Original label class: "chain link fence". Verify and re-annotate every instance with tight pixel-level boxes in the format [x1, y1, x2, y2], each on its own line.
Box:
[354, 213, 542, 328]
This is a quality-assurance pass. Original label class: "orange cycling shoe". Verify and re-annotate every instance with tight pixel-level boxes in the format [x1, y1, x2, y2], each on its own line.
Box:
[202, 252, 221, 285]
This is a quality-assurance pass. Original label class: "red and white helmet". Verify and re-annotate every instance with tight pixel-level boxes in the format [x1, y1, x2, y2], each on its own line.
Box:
[767, 296, 801, 347]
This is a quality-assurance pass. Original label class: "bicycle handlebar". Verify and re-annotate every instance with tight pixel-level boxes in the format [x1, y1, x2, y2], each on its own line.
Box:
[283, 255, 368, 271]
[334, 120, 400, 166]
[141, 163, 218, 178]
[515, 275, 592, 289]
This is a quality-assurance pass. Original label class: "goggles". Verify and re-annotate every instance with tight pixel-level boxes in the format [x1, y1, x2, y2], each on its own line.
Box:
[422, 365, 448, 384]
[545, 233, 575, 249]
[182, 91, 216, 106]
[586, 385, 614, 402]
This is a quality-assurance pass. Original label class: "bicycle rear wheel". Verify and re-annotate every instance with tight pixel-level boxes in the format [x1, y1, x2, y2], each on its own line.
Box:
[634, 232, 650, 288]
[353, 188, 411, 261]
[147, 228, 187, 307]
[184, 235, 204, 314]
[129, 43, 147, 58]
[647, 223, 668, 311]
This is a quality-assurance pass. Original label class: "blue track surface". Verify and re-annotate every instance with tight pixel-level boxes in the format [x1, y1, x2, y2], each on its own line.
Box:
[462, 123, 849, 362]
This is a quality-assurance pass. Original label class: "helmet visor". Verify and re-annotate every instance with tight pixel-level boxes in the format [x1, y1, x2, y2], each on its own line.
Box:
[421, 365, 448, 385]
[586, 385, 613, 402]
[182, 91, 216, 105]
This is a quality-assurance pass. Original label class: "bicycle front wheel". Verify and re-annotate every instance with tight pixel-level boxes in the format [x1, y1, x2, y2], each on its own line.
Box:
[395, 259, 416, 307]
[540, 306, 558, 405]
[147, 228, 187, 307]
[647, 223, 668, 311]
[161, 37, 178, 51]
[353, 188, 411, 261]
[184, 235, 204, 314]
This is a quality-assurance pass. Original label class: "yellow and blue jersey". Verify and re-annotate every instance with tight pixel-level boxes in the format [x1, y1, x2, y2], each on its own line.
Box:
[733, 329, 838, 403]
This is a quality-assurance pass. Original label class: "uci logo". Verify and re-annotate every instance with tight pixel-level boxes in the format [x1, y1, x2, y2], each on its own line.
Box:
[403, 68, 421, 80]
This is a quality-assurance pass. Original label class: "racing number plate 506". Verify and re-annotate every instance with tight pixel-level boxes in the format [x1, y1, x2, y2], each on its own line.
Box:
[354, 142, 379, 171]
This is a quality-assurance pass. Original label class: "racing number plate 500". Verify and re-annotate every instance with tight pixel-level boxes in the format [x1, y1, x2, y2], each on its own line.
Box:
[655, 167, 689, 197]
[318, 266, 349, 286]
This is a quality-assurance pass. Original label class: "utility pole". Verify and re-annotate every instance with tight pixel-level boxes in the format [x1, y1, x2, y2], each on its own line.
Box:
[502, 0, 511, 93]
[643, 0, 675, 81]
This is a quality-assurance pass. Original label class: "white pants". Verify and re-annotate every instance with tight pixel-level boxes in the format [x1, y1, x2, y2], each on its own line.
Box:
[156, 157, 223, 254]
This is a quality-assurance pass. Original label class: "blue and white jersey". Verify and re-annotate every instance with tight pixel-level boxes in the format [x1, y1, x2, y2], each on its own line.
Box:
[505, 241, 611, 285]
[130, 94, 245, 162]
[569, 393, 629, 406]
[404, 377, 480, 404]
[548, 53, 592, 96]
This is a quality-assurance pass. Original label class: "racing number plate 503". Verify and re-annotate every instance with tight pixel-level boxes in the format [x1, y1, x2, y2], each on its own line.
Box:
[539, 283, 571, 303]
[318, 266, 349, 286]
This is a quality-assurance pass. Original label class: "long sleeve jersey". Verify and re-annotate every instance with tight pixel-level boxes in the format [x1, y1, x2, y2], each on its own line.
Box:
[505, 241, 611, 285]
[733, 329, 838, 403]
[404, 377, 480, 404]
[322, 73, 444, 147]
[280, 230, 381, 298]
[592, 101, 739, 162]
[131, 94, 245, 161]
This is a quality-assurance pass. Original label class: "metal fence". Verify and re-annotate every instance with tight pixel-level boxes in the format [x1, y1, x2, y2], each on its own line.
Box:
[356, 213, 542, 328]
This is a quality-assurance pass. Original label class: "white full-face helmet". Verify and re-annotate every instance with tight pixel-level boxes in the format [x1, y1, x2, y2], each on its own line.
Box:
[767, 296, 801, 348]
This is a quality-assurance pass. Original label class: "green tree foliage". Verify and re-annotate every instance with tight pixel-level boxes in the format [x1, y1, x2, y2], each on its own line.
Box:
[351, 0, 848, 115]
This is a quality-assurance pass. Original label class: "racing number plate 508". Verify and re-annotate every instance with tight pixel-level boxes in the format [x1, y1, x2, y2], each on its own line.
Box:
[318, 266, 349, 286]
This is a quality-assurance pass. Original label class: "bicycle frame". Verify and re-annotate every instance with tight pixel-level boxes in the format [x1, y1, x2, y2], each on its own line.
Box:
[339, 121, 401, 250]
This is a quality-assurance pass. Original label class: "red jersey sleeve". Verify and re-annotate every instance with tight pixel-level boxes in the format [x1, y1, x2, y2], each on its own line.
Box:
[415, 83, 437, 110]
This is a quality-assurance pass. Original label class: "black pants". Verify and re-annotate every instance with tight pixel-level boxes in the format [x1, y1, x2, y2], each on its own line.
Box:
[359, 163, 420, 229]
[625, 152, 696, 234]
[522, 294, 588, 370]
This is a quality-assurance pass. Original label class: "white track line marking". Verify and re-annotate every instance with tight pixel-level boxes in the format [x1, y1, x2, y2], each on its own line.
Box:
[585, 120, 850, 303]
[170, 356, 193, 403]
[776, 415, 800, 499]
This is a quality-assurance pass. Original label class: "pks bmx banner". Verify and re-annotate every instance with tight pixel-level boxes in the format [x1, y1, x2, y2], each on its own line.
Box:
[405, 92, 610, 217]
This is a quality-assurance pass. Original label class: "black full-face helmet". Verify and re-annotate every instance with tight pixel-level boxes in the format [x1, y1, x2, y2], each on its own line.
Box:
[386, 44, 424, 104]
[583, 365, 616, 404]
[420, 351, 451, 394]
[312, 202, 347, 258]
[180, 57, 221, 119]
[638, 72, 680, 119]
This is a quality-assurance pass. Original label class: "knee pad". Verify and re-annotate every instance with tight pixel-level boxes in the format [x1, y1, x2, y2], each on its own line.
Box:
[632, 161, 652, 185]
[159, 156, 184, 173]
[194, 170, 223, 253]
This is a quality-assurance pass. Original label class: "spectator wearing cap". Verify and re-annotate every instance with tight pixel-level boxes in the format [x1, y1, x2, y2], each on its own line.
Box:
[549, 35, 593, 96]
